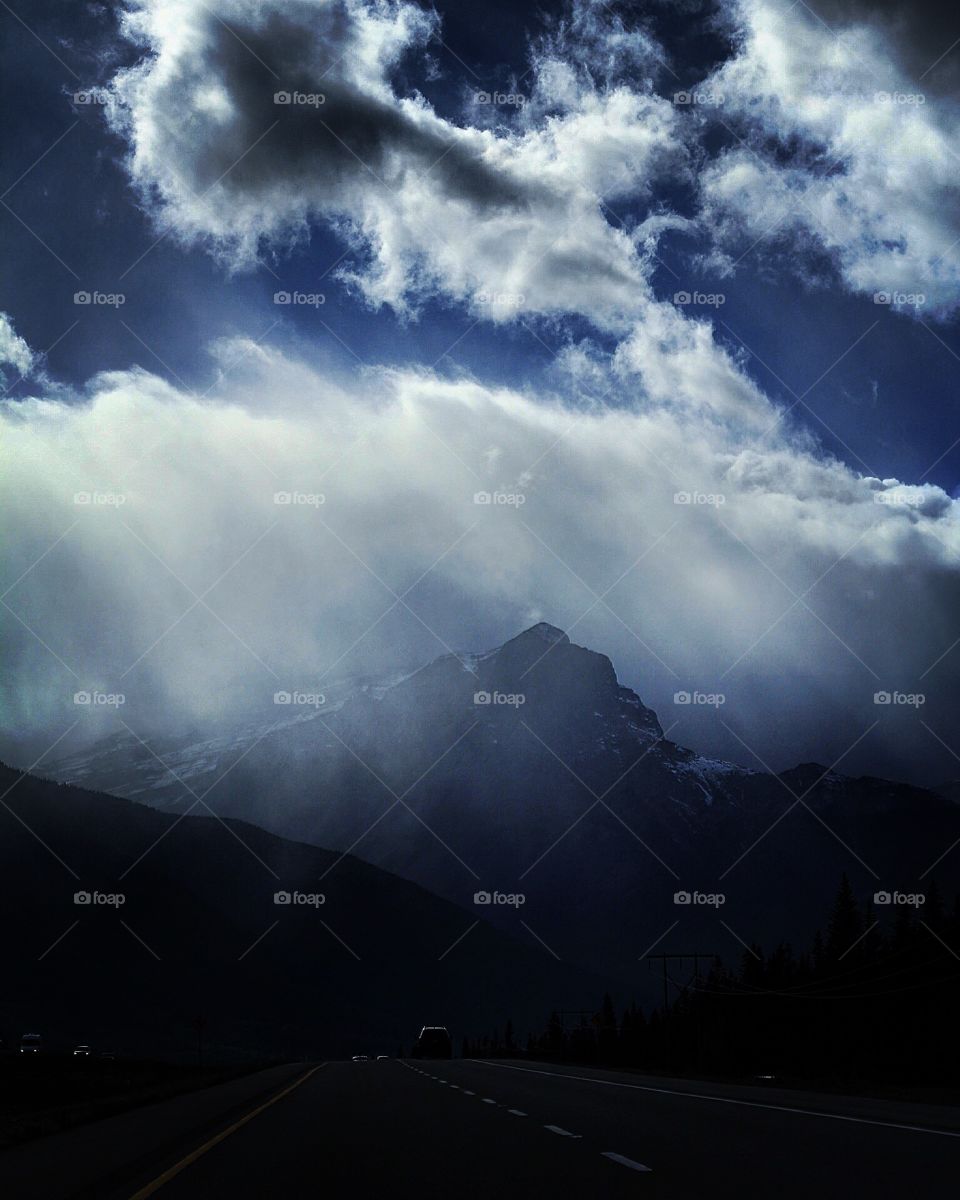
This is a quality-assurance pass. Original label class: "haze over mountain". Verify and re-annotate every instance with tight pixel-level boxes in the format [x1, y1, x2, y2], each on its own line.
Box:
[47, 625, 960, 977]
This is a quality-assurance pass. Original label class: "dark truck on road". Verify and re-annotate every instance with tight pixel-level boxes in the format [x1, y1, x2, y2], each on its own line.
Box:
[411, 1026, 452, 1059]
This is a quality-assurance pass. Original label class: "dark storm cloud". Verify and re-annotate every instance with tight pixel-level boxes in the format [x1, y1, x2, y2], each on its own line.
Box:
[181, 8, 528, 210]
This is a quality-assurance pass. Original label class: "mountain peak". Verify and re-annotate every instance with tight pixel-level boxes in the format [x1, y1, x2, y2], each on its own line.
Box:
[512, 622, 569, 647]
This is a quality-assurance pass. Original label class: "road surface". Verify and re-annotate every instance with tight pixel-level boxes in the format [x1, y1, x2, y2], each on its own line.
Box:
[1, 1059, 957, 1197]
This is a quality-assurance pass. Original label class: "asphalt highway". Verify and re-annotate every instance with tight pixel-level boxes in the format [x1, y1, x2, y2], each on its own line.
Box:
[2, 1058, 957, 1198]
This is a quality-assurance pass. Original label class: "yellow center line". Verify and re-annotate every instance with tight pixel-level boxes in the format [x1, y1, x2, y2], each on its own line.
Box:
[127, 1063, 327, 1198]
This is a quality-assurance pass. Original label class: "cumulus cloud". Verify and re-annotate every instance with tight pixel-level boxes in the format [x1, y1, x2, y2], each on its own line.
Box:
[696, 0, 960, 315]
[3, 336, 959, 782]
[0, 312, 35, 382]
[106, 0, 687, 324]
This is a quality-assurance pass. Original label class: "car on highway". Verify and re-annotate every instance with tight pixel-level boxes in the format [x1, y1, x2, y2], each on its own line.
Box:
[376, 1055, 389, 1060]
[351, 1054, 369, 1062]
[412, 1026, 452, 1059]
[73, 1043, 92, 1057]
[19, 1033, 42, 1056]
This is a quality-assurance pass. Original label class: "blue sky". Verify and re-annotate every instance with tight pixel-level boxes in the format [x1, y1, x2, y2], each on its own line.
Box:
[3, 0, 960, 784]
[3, 0, 960, 488]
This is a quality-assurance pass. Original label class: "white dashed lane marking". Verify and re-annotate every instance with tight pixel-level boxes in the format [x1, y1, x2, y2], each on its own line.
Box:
[602, 1152, 652, 1173]
[408, 1065, 655, 1175]
[544, 1125, 582, 1138]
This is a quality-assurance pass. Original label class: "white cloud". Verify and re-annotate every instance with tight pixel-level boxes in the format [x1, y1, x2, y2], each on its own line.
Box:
[0, 312, 35, 379]
[3, 339, 959, 781]
[107, 0, 686, 326]
[697, 0, 960, 315]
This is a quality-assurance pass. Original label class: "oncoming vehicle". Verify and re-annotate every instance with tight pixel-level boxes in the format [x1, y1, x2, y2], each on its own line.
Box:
[19, 1033, 42, 1056]
[412, 1026, 452, 1059]
[73, 1044, 92, 1057]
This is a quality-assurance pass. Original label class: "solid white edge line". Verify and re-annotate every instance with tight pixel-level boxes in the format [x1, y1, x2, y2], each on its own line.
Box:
[602, 1151, 652, 1173]
[467, 1061, 960, 1139]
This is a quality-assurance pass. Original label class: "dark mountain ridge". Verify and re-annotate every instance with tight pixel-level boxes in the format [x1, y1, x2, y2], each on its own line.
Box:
[45, 624, 960, 978]
[0, 764, 604, 1059]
